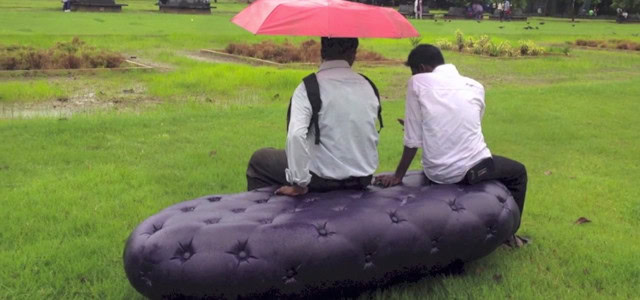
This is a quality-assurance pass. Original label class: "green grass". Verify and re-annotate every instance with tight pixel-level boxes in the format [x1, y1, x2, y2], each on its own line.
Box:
[1, 0, 640, 299]
[0, 80, 67, 103]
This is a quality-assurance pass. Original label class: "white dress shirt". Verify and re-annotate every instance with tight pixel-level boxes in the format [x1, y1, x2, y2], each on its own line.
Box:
[404, 64, 492, 184]
[285, 60, 380, 187]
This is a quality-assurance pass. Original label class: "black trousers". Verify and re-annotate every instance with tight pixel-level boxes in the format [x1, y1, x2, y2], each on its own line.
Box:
[246, 148, 372, 192]
[459, 155, 528, 216]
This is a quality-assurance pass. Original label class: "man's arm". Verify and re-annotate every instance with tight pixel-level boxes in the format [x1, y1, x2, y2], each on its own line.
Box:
[277, 84, 313, 196]
[375, 146, 417, 187]
[375, 78, 423, 188]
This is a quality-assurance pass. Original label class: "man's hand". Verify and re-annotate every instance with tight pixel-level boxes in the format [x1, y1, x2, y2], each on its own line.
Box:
[374, 174, 403, 188]
[275, 185, 309, 196]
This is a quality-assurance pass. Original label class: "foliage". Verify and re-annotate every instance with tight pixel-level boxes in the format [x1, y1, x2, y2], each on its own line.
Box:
[225, 40, 387, 63]
[547, 45, 573, 55]
[611, 0, 640, 13]
[409, 37, 423, 48]
[0, 38, 125, 70]
[440, 30, 545, 57]
[575, 39, 640, 50]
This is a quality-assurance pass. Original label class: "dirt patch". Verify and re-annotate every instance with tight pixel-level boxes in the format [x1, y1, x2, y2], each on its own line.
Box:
[224, 40, 389, 64]
[0, 85, 159, 119]
[574, 39, 640, 51]
[0, 37, 126, 71]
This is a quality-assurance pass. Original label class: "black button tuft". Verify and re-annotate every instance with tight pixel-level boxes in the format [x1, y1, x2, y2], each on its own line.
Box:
[171, 240, 195, 264]
[207, 196, 221, 202]
[258, 218, 273, 224]
[448, 198, 465, 212]
[282, 267, 298, 284]
[226, 240, 256, 265]
[181, 206, 195, 212]
[152, 223, 163, 233]
[315, 222, 334, 237]
[389, 212, 403, 224]
[204, 218, 220, 225]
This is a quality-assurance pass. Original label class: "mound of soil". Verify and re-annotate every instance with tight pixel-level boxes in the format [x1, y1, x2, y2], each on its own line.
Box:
[0, 37, 126, 71]
[575, 39, 640, 51]
[224, 40, 388, 64]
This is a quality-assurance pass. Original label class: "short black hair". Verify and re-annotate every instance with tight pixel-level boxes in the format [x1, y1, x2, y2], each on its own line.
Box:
[321, 37, 359, 60]
[405, 44, 445, 69]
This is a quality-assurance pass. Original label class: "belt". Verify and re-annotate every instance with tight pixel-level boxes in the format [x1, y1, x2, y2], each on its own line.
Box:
[309, 172, 373, 192]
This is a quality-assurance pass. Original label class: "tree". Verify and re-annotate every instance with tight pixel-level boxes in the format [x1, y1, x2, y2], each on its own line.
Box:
[612, 0, 640, 13]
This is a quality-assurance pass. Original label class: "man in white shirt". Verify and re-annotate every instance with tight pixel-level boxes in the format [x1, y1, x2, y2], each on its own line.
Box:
[375, 44, 527, 223]
[247, 37, 381, 196]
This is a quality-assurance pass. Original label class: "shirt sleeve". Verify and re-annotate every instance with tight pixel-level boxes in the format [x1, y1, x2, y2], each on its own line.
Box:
[285, 83, 313, 187]
[479, 85, 486, 119]
[403, 78, 423, 148]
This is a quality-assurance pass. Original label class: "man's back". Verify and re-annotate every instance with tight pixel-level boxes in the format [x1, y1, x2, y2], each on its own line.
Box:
[404, 64, 491, 184]
[286, 60, 379, 183]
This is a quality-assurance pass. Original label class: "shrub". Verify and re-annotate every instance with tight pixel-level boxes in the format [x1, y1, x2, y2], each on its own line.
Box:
[224, 40, 389, 63]
[473, 34, 491, 55]
[464, 36, 475, 49]
[435, 39, 454, 51]
[436, 31, 545, 58]
[477, 35, 490, 48]
[487, 44, 500, 57]
[409, 37, 423, 48]
[455, 29, 465, 52]
[0, 38, 124, 70]
[586, 40, 599, 47]
[519, 40, 531, 55]
[573, 39, 639, 51]
[471, 42, 485, 55]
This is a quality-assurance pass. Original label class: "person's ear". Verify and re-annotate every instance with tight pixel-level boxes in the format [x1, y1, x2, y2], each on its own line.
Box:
[346, 50, 357, 66]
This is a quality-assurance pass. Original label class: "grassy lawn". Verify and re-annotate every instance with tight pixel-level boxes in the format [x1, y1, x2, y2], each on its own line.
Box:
[1, 0, 639, 299]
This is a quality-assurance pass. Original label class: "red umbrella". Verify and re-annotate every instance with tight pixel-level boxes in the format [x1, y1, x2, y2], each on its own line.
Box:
[231, 0, 419, 39]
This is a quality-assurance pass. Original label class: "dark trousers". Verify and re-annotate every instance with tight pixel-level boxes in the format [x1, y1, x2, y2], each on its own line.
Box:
[246, 148, 372, 192]
[459, 155, 528, 216]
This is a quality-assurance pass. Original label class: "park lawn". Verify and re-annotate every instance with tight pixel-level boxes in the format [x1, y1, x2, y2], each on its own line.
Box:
[1, 0, 640, 299]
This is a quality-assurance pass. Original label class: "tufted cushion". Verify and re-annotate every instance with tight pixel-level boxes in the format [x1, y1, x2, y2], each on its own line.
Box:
[123, 171, 520, 299]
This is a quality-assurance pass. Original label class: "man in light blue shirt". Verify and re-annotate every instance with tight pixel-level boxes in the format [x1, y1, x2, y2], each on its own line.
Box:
[247, 38, 381, 196]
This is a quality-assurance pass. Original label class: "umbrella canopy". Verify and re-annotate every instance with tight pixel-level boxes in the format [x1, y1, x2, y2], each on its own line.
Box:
[231, 0, 419, 38]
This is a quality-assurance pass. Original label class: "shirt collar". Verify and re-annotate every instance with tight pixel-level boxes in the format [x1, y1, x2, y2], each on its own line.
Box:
[318, 60, 351, 72]
[432, 64, 459, 75]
